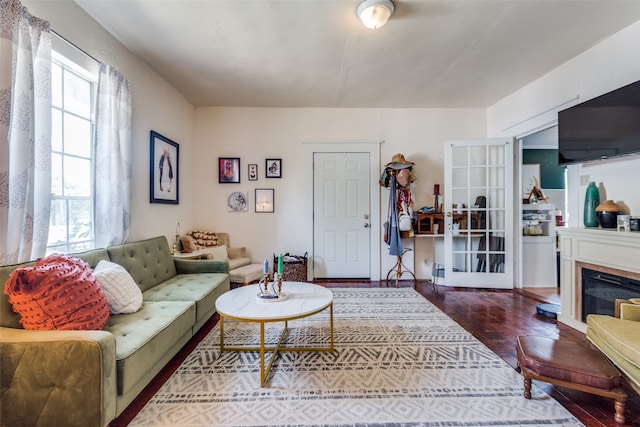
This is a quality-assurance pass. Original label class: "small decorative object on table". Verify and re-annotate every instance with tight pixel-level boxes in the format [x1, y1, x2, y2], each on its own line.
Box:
[257, 255, 286, 301]
[617, 214, 631, 232]
[584, 181, 600, 227]
[595, 200, 622, 228]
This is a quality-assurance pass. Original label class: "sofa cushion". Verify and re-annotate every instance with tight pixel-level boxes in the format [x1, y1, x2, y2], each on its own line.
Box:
[142, 273, 228, 324]
[106, 236, 177, 292]
[4, 255, 110, 330]
[105, 300, 195, 395]
[93, 260, 143, 314]
[228, 257, 251, 270]
[587, 314, 640, 371]
[619, 301, 640, 321]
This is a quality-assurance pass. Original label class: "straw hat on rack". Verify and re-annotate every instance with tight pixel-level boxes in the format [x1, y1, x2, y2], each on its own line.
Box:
[385, 153, 414, 170]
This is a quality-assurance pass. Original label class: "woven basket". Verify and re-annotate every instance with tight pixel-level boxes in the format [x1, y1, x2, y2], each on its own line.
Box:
[273, 253, 308, 282]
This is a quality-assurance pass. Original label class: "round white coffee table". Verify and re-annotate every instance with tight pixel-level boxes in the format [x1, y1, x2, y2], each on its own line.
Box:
[215, 282, 334, 387]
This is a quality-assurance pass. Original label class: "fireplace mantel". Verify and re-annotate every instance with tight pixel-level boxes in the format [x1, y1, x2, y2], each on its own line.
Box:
[558, 227, 640, 332]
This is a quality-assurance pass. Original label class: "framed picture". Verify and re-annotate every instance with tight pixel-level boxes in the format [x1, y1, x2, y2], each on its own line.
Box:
[255, 188, 274, 213]
[150, 131, 179, 204]
[219, 157, 240, 183]
[522, 163, 540, 197]
[248, 164, 258, 181]
[227, 191, 248, 212]
[265, 158, 282, 178]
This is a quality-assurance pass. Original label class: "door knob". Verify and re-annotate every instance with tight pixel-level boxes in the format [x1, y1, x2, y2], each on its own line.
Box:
[364, 223, 371, 228]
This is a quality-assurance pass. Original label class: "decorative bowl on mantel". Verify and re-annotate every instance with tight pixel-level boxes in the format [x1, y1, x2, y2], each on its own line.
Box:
[595, 200, 622, 228]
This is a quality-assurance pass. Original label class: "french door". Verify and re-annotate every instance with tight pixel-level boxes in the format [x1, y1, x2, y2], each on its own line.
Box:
[443, 138, 514, 288]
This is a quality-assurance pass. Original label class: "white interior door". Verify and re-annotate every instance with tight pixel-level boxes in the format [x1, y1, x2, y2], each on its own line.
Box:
[444, 139, 514, 288]
[313, 152, 370, 279]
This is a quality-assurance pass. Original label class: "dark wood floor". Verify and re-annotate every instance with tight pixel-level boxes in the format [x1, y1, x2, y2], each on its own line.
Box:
[110, 281, 640, 427]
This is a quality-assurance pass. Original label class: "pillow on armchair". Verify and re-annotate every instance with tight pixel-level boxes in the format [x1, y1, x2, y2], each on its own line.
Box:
[187, 230, 219, 249]
[208, 244, 229, 261]
[4, 254, 110, 330]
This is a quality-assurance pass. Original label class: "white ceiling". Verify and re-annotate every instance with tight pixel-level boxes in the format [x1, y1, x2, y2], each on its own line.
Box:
[74, 0, 640, 108]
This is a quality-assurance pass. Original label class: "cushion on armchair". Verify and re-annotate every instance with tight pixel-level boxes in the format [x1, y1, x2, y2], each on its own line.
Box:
[227, 246, 246, 259]
[619, 300, 640, 322]
[187, 230, 219, 248]
[4, 254, 110, 330]
[184, 229, 250, 269]
[208, 245, 229, 261]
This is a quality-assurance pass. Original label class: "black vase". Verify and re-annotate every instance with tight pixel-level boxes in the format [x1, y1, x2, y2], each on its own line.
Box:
[596, 200, 622, 228]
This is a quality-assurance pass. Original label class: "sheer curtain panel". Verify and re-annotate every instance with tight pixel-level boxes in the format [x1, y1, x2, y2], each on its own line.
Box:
[94, 63, 132, 247]
[0, 0, 52, 264]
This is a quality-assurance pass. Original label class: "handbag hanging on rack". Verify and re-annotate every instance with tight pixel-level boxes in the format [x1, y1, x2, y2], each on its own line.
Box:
[398, 202, 412, 232]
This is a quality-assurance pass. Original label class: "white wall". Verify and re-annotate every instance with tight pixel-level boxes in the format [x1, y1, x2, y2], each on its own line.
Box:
[488, 20, 640, 226]
[34, 0, 639, 280]
[194, 107, 485, 279]
[24, 1, 487, 280]
[25, 0, 196, 246]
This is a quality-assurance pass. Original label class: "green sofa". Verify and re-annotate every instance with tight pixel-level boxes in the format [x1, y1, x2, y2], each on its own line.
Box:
[586, 298, 640, 394]
[0, 236, 230, 427]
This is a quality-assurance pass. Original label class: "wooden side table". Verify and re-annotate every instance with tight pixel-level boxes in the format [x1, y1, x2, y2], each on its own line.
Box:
[415, 212, 482, 234]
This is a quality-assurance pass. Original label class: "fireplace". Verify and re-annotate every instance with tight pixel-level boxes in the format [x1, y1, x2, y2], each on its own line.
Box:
[581, 266, 640, 322]
[558, 228, 640, 332]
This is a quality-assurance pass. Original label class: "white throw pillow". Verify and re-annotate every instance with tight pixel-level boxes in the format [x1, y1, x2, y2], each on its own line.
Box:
[209, 245, 229, 261]
[93, 260, 143, 314]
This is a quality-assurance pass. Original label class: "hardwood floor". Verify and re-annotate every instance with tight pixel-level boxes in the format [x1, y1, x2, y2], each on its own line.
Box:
[110, 280, 640, 427]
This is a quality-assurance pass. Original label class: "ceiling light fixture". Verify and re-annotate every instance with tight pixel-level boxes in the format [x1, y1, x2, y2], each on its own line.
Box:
[357, 0, 395, 30]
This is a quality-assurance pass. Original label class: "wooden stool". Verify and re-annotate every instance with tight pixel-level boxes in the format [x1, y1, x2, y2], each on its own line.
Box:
[516, 335, 627, 424]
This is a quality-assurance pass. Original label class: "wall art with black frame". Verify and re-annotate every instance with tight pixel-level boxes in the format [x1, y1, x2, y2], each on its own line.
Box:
[265, 158, 281, 178]
[150, 131, 179, 204]
[219, 157, 241, 183]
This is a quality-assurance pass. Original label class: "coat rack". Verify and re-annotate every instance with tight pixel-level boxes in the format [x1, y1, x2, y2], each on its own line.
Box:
[382, 169, 416, 289]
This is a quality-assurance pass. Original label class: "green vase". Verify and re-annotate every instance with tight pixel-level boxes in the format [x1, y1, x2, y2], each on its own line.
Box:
[584, 182, 599, 227]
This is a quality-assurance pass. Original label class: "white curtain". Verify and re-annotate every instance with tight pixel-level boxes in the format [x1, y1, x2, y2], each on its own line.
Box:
[94, 63, 132, 247]
[0, 0, 52, 265]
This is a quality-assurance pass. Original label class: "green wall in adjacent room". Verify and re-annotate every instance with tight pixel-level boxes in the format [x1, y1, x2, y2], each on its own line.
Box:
[523, 149, 565, 189]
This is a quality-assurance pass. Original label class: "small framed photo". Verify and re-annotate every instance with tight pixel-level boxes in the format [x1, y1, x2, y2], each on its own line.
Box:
[255, 188, 274, 213]
[227, 191, 248, 212]
[265, 158, 282, 178]
[150, 131, 179, 204]
[248, 164, 258, 181]
[219, 157, 240, 183]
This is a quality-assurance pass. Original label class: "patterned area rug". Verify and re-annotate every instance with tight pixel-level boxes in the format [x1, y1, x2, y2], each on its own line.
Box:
[130, 288, 583, 426]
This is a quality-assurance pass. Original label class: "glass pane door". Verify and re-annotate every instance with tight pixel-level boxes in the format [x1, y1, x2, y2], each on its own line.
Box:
[444, 138, 514, 288]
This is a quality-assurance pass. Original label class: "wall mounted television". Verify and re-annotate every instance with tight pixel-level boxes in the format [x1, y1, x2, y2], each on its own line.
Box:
[558, 79, 640, 165]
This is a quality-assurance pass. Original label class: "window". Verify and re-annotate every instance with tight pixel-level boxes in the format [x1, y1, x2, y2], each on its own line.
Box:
[46, 53, 97, 254]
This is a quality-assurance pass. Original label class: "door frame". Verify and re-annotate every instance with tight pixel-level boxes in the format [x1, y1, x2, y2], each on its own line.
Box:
[304, 141, 382, 281]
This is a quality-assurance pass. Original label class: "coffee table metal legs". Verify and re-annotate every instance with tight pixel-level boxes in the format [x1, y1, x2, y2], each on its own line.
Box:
[220, 303, 334, 387]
